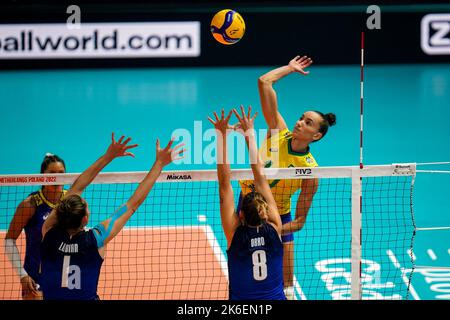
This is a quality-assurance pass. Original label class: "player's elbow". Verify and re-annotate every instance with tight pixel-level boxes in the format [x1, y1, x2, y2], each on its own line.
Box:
[258, 76, 271, 87]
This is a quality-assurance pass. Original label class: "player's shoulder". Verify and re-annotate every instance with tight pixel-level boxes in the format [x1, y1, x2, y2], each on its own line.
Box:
[266, 128, 290, 141]
[304, 153, 318, 167]
[18, 193, 38, 209]
[30, 189, 48, 207]
[265, 221, 280, 233]
[278, 128, 291, 140]
[28, 189, 41, 199]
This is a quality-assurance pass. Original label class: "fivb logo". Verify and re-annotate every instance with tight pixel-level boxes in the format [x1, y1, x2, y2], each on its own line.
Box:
[295, 168, 312, 176]
[421, 14, 450, 55]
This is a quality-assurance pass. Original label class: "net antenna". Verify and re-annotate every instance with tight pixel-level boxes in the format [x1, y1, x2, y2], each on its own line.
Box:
[351, 31, 365, 300]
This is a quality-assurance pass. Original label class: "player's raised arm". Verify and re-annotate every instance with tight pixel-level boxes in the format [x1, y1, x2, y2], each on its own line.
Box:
[42, 133, 138, 237]
[233, 105, 282, 234]
[258, 56, 313, 133]
[68, 133, 138, 197]
[283, 178, 319, 235]
[208, 109, 240, 247]
[92, 138, 185, 249]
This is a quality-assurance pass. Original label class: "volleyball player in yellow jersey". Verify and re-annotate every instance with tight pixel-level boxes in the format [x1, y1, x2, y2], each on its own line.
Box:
[238, 56, 336, 299]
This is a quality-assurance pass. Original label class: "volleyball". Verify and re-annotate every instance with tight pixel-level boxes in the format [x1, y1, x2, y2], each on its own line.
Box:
[210, 9, 245, 45]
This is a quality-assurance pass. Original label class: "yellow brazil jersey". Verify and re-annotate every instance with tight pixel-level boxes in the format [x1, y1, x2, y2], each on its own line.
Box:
[239, 128, 318, 215]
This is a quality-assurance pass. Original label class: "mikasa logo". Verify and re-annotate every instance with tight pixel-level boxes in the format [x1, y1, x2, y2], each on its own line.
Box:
[166, 174, 192, 180]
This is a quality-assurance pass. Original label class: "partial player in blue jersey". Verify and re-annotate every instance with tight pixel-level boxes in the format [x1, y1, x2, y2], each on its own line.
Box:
[208, 106, 286, 300]
[39, 133, 184, 300]
[4, 154, 66, 300]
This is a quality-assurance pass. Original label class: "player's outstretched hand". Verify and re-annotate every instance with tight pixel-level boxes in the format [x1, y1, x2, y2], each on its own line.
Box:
[288, 55, 313, 75]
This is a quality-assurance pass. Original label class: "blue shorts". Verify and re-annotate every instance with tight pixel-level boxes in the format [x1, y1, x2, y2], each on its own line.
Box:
[237, 192, 294, 243]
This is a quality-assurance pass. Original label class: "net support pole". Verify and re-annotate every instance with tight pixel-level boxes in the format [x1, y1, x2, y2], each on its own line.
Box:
[351, 167, 363, 300]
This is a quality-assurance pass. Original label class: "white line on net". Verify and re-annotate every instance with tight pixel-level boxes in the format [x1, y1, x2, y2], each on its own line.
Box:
[416, 170, 450, 174]
[414, 266, 450, 270]
[415, 162, 450, 166]
[416, 227, 450, 231]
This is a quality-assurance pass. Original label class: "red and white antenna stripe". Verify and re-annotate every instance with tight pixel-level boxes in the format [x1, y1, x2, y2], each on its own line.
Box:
[359, 31, 365, 299]
[360, 32, 365, 170]
[351, 31, 365, 301]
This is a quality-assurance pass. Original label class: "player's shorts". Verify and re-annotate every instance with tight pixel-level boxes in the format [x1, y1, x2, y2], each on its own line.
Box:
[236, 192, 294, 243]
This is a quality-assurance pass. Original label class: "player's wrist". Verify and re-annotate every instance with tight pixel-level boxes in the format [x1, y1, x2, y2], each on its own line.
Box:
[154, 159, 166, 168]
[20, 272, 29, 280]
[243, 128, 256, 138]
[103, 153, 116, 162]
[286, 64, 296, 73]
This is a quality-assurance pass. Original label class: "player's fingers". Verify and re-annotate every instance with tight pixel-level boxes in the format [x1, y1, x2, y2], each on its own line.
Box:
[302, 57, 312, 65]
[111, 132, 116, 143]
[22, 289, 30, 298]
[123, 152, 135, 158]
[207, 117, 216, 126]
[225, 110, 233, 122]
[173, 147, 186, 157]
[173, 143, 185, 152]
[173, 150, 186, 161]
[213, 111, 220, 122]
[156, 138, 160, 150]
[122, 137, 131, 145]
[165, 138, 175, 150]
[118, 135, 125, 144]
[247, 105, 252, 119]
[232, 108, 242, 121]
[251, 111, 258, 121]
[240, 105, 246, 118]
[298, 55, 308, 63]
[26, 280, 39, 295]
[125, 144, 139, 150]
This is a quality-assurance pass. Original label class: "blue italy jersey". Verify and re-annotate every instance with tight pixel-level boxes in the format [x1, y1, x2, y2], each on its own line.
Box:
[23, 189, 66, 282]
[40, 227, 103, 300]
[227, 223, 286, 300]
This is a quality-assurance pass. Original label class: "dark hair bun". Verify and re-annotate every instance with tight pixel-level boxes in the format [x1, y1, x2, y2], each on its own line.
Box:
[324, 113, 336, 127]
[40, 153, 66, 173]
